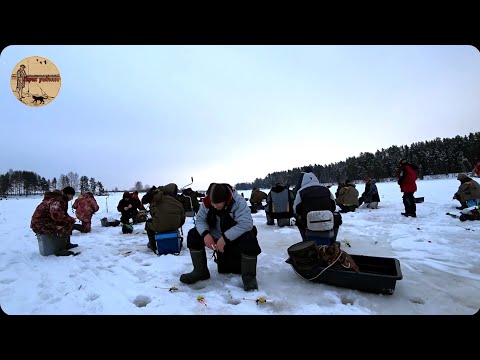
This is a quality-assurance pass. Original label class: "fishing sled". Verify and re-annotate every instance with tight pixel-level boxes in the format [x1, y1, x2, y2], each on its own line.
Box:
[286, 241, 403, 295]
[101, 217, 121, 227]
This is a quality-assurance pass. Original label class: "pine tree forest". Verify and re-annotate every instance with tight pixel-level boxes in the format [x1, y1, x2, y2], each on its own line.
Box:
[235, 132, 480, 190]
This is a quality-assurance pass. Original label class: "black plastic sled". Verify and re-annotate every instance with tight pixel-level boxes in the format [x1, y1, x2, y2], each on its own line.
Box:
[286, 253, 403, 295]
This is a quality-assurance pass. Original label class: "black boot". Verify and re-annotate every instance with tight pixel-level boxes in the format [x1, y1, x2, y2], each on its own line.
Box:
[241, 254, 258, 291]
[180, 249, 211, 284]
[147, 232, 157, 253]
[55, 249, 74, 256]
[65, 236, 78, 249]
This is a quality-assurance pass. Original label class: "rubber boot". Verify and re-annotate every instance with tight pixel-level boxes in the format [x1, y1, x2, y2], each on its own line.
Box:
[241, 254, 258, 291]
[65, 235, 78, 249]
[147, 232, 157, 253]
[266, 214, 274, 225]
[179, 249, 210, 284]
[55, 248, 74, 256]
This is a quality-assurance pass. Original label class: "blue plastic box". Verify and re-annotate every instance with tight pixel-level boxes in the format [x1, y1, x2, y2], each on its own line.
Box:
[154, 230, 182, 256]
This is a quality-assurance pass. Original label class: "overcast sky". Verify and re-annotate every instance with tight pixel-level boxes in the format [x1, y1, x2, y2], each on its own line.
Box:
[1, 45, 478, 190]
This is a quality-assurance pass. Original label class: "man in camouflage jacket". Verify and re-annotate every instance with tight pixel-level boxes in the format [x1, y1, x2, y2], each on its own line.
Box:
[72, 191, 100, 233]
[30, 187, 77, 256]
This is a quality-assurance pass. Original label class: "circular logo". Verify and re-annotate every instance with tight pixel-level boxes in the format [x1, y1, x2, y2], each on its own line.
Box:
[10, 56, 61, 107]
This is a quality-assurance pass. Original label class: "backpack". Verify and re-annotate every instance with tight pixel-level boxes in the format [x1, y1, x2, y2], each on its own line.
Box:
[306, 210, 334, 231]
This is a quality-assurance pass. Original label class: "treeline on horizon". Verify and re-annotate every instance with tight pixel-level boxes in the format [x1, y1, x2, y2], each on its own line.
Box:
[235, 132, 480, 190]
[0, 170, 106, 197]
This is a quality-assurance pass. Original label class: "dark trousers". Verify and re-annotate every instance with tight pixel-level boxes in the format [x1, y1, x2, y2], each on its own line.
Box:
[251, 203, 264, 211]
[266, 214, 274, 225]
[145, 227, 157, 251]
[403, 192, 416, 214]
[187, 227, 261, 256]
[187, 227, 261, 273]
[120, 210, 138, 225]
[296, 223, 308, 242]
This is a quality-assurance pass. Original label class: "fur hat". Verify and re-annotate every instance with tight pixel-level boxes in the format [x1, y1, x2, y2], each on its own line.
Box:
[62, 186, 75, 196]
[457, 173, 468, 181]
[210, 184, 228, 204]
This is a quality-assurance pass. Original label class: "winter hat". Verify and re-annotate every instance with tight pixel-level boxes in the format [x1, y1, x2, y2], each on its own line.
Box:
[399, 158, 407, 164]
[210, 184, 228, 204]
[457, 173, 468, 181]
[123, 191, 131, 199]
[62, 186, 75, 196]
[162, 183, 178, 197]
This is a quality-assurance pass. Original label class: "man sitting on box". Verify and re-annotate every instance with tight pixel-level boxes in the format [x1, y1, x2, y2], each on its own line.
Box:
[180, 183, 261, 291]
[453, 173, 480, 210]
[30, 186, 78, 256]
[141, 184, 185, 254]
[293, 172, 340, 242]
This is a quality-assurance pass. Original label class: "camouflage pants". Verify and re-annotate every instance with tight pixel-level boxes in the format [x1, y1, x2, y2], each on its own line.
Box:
[81, 220, 92, 233]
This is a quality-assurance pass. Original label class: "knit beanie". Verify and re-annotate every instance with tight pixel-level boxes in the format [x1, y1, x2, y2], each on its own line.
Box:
[210, 184, 228, 204]
[63, 186, 75, 196]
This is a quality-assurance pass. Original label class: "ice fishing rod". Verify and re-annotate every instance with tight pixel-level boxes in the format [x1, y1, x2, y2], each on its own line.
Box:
[243, 296, 268, 305]
[180, 176, 194, 190]
[179, 177, 197, 224]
